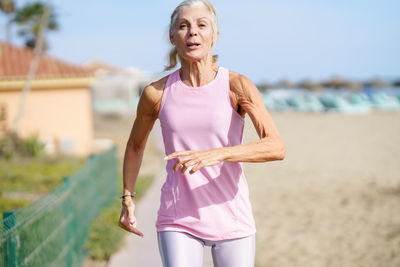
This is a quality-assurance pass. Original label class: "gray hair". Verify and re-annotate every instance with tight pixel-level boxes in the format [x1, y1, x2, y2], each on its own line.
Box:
[165, 0, 219, 71]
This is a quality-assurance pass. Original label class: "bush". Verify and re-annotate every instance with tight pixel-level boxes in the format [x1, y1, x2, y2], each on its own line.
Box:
[0, 132, 15, 160]
[0, 131, 45, 159]
[22, 134, 45, 157]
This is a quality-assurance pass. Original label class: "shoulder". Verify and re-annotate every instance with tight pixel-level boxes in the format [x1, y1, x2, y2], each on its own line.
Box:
[138, 74, 170, 117]
[228, 70, 257, 98]
[142, 74, 169, 100]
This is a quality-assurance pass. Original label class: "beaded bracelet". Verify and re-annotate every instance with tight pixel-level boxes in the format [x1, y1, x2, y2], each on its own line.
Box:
[120, 192, 136, 199]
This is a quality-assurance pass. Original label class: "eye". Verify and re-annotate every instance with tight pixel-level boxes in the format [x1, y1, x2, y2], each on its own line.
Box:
[179, 24, 187, 29]
[199, 21, 207, 28]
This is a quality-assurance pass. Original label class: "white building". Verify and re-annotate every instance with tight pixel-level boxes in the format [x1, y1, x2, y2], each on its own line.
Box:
[84, 60, 153, 116]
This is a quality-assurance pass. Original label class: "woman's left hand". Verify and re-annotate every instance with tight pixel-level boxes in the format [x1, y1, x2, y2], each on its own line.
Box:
[164, 149, 224, 175]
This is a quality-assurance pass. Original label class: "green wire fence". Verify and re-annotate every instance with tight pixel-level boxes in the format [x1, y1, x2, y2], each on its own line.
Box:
[0, 145, 119, 267]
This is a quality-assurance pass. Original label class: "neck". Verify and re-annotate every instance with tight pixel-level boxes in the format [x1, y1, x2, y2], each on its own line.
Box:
[179, 56, 218, 87]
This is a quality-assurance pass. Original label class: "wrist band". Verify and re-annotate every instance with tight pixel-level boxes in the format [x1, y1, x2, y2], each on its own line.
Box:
[120, 192, 136, 199]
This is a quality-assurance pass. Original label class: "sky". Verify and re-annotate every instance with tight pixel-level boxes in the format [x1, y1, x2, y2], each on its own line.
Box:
[2, 0, 400, 84]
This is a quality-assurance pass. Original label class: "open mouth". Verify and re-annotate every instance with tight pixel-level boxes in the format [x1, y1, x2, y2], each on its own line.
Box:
[187, 43, 201, 48]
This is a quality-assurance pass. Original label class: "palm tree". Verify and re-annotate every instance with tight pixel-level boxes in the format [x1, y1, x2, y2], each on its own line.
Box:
[0, 0, 16, 42]
[12, 4, 51, 134]
[13, 1, 58, 49]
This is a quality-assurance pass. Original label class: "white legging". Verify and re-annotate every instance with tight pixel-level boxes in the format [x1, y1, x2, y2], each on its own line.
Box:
[157, 231, 256, 267]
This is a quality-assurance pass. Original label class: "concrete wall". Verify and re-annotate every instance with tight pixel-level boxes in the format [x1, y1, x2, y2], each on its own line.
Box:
[0, 87, 94, 157]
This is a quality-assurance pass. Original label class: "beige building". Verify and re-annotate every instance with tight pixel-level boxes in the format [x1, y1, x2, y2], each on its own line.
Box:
[0, 42, 95, 157]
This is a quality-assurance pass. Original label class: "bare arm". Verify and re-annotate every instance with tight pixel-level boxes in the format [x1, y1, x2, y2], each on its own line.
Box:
[122, 86, 160, 196]
[165, 71, 285, 174]
[220, 72, 286, 162]
[118, 77, 165, 236]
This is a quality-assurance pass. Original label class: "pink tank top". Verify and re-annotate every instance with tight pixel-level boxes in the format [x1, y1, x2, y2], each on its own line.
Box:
[156, 66, 256, 240]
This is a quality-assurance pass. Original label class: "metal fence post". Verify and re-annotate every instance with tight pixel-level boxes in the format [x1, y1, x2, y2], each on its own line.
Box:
[3, 211, 18, 267]
[62, 176, 73, 267]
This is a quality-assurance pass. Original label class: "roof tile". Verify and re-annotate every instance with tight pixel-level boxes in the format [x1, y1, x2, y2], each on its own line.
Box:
[0, 41, 91, 79]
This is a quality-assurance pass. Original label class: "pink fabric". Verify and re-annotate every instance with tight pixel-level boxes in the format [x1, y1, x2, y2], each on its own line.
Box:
[156, 66, 256, 241]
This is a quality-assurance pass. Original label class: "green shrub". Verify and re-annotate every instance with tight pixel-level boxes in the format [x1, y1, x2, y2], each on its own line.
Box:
[0, 132, 45, 159]
[0, 132, 16, 160]
[22, 134, 45, 157]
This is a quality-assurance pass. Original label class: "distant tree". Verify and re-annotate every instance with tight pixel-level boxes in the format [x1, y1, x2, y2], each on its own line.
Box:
[321, 76, 346, 88]
[12, 1, 58, 49]
[12, 4, 50, 134]
[364, 77, 393, 88]
[298, 79, 323, 91]
[257, 82, 272, 93]
[276, 77, 295, 89]
[0, 0, 15, 42]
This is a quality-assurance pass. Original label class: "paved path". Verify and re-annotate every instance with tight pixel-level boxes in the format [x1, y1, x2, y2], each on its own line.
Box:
[107, 168, 165, 267]
[108, 121, 215, 267]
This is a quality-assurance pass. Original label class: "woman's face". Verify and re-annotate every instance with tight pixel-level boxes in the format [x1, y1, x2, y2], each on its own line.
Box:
[171, 6, 216, 63]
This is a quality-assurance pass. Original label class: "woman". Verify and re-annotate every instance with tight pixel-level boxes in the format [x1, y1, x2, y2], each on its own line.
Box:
[118, 0, 286, 266]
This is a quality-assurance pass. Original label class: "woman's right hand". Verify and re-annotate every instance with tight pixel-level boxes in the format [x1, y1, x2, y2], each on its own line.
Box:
[118, 199, 144, 237]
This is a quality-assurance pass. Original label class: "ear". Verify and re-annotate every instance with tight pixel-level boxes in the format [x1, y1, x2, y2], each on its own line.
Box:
[169, 30, 175, 45]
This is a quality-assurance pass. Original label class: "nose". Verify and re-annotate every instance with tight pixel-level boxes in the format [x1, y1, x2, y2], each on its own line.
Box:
[189, 26, 198, 36]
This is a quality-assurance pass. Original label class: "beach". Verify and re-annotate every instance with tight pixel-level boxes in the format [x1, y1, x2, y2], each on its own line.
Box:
[96, 110, 400, 267]
[243, 111, 400, 267]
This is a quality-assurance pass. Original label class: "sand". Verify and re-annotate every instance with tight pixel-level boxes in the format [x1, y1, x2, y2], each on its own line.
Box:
[92, 113, 164, 178]
[243, 111, 400, 267]
[94, 110, 400, 267]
